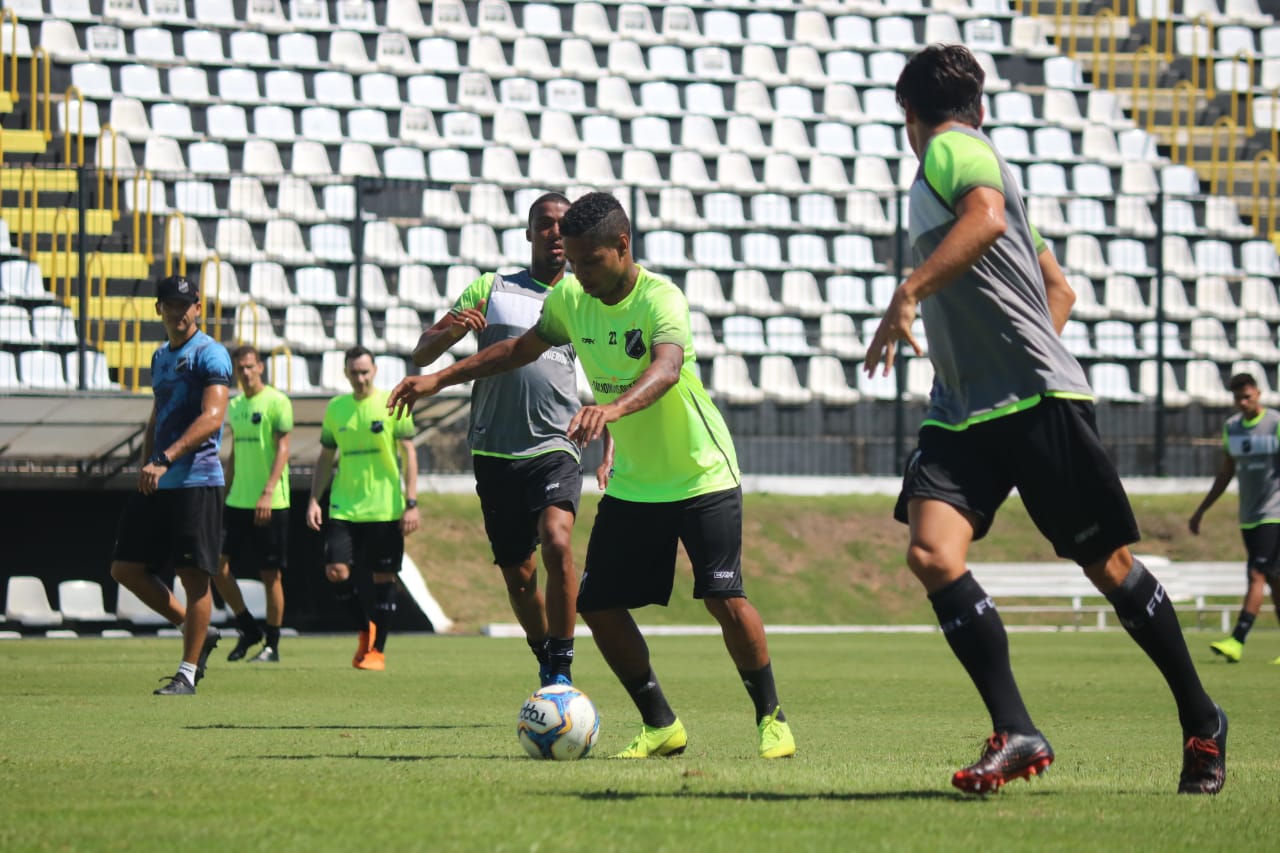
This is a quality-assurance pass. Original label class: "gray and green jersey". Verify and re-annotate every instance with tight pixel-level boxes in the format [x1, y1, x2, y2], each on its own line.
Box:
[452, 270, 580, 460]
[908, 127, 1092, 429]
[1223, 408, 1280, 527]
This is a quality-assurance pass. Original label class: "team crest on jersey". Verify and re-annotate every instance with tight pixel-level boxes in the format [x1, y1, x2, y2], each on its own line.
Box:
[624, 329, 645, 359]
[251, 411, 263, 424]
[175, 357, 190, 374]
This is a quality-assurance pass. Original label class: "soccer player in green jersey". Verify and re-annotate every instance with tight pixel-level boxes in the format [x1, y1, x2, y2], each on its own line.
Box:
[306, 346, 419, 670]
[864, 44, 1224, 794]
[1189, 372, 1280, 664]
[389, 192, 796, 759]
[217, 344, 293, 663]
[412, 193, 588, 687]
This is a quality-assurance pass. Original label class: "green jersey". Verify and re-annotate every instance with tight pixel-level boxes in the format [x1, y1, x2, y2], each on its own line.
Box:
[226, 385, 293, 510]
[320, 389, 415, 522]
[536, 267, 740, 503]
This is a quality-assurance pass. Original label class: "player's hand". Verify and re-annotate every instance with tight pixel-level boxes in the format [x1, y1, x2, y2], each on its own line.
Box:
[863, 285, 923, 378]
[387, 374, 440, 419]
[401, 505, 420, 536]
[595, 456, 614, 490]
[568, 403, 620, 447]
[451, 298, 487, 335]
[1188, 512, 1202, 536]
[305, 497, 323, 532]
[138, 462, 165, 495]
[254, 493, 272, 526]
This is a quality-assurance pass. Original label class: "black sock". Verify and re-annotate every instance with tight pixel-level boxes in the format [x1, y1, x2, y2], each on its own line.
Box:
[622, 667, 677, 728]
[1106, 560, 1218, 736]
[930, 571, 1036, 736]
[546, 636, 574, 679]
[372, 582, 396, 653]
[739, 662, 784, 723]
[528, 637, 549, 665]
[234, 608, 261, 639]
[265, 625, 281, 649]
[1231, 611, 1256, 644]
[332, 578, 368, 630]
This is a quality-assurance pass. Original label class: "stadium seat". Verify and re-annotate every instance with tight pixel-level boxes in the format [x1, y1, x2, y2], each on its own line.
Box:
[1090, 363, 1145, 402]
[200, 261, 248, 308]
[30, 305, 77, 346]
[334, 306, 386, 353]
[65, 351, 118, 391]
[1185, 360, 1233, 406]
[819, 313, 866, 359]
[857, 364, 900, 401]
[1061, 320, 1096, 357]
[58, 581, 113, 622]
[730, 271, 783, 317]
[268, 353, 318, 395]
[373, 354, 408, 391]
[689, 310, 725, 358]
[1194, 276, 1244, 321]
[0, 352, 17, 390]
[766, 316, 818, 356]
[1190, 317, 1242, 361]
[711, 355, 765, 405]
[396, 266, 447, 312]
[806, 355, 860, 405]
[1093, 320, 1144, 359]
[780, 272, 831, 318]
[20, 350, 70, 390]
[1138, 360, 1191, 407]
[0, 304, 36, 345]
[721, 315, 770, 355]
[1236, 319, 1280, 362]
[760, 355, 813, 406]
[283, 305, 336, 353]
[114, 582, 168, 626]
[5, 576, 63, 626]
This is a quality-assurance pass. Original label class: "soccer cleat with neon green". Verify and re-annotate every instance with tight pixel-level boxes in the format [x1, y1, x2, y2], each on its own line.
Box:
[1271, 655, 1280, 666]
[1209, 637, 1244, 663]
[757, 708, 796, 759]
[613, 720, 687, 758]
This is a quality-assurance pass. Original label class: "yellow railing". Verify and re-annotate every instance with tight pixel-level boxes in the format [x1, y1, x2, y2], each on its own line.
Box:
[2, 8, 18, 105]
[1090, 9, 1122, 91]
[235, 298, 262, 348]
[1189, 14, 1215, 100]
[32, 45, 48, 139]
[61, 85, 85, 166]
[164, 210, 187, 278]
[269, 344, 296, 393]
[1251, 150, 1278, 238]
[50, 206, 72, 301]
[199, 253, 225, 342]
[97, 123, 121, 221]
[1150, 9, 1173, 63]
[1268, 87, 1279, 158]
[1224, 51, 1256, 136]
[86, 251, 107, 345]
[135, 171, 153, 264]
[1131, 44, 1161, 132]
[118, 294, 144, 393]
[1169, 80, 1198, 164]
[14, 161, 34, 254]
[1209, 116, 1240, 194]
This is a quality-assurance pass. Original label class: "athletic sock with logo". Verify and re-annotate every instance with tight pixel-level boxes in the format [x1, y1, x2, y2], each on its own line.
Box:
[622, 667, 678, 728]
[929, 571, 1036, 736]
[738, 662, 785, 723]
[1106, 560, 1218, 735]
[1231, 610, 1255, 644]
[331, 577, 368, 630]
[546, 636, 574, 680]
[372, 582, 396, 653]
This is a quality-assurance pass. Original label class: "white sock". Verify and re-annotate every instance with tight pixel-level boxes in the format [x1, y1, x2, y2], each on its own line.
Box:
[178, 661, 198, 684]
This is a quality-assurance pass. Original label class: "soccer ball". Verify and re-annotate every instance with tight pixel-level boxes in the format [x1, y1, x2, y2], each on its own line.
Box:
[517, 684, 600, 761]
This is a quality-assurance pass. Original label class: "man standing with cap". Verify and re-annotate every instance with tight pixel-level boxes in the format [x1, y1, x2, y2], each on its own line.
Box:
[110, 274, 233, 694]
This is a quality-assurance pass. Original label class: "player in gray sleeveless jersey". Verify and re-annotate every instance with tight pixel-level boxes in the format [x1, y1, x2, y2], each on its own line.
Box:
[412, 193, 601, 686]
[864, 44, 1225, 796]
[1190, 372, 1280, 664]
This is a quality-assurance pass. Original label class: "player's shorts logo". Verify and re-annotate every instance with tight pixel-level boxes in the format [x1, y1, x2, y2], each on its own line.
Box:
[624, 329, 645, 359]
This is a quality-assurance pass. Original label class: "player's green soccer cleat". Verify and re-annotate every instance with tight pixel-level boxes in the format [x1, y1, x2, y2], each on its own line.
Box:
[757, 708, 796, 758]
[1271, 655, 1280, 665]
[613, 720, 687, 758]
[1209, 637, 1244, 663]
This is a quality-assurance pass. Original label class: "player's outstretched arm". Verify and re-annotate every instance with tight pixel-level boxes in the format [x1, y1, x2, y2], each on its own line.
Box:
[411, 299, 488, 367]
[568, 343, 682, 446]
[1189, 452, 1235, 534]
[389, 328, 551, 418]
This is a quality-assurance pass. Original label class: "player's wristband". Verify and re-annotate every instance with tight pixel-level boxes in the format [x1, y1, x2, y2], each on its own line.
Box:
[147, 451, 171, 468]
[404, 498, 418, 509]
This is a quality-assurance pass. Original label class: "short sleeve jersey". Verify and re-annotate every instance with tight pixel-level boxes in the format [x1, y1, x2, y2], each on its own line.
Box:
[536, 268, 740, 503]
[319, 389, 415, 522]
[150, 330, 232, 489]
[451, 270, 580, 460]
[909, 128, 1092, 429]
[226, 385, 294, 510]
[1223, 408, 1280, 527]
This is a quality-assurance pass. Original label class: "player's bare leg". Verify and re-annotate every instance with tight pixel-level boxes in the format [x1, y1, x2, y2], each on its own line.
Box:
[537, 503, 577, 684]
[705, 597, 795, 758]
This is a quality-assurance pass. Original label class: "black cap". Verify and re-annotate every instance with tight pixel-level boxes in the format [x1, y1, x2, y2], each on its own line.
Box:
[156, 274, 199, 304]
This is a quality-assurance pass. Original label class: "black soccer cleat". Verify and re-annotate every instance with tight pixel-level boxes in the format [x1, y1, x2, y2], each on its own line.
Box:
[247, 646, 279, 663]
[154, 672, 196, 695]
[226, 628, 264, 662]
[952, 730, 1055, 795]
[195, 628, 221, 684]
[1179, 705, 1227, 795]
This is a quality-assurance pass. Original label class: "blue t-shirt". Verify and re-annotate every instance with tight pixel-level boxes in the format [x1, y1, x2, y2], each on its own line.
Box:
[151, 330, 232, 489]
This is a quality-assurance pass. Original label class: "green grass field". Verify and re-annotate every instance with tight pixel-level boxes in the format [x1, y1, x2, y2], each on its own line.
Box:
[3, 632, 1277, 851]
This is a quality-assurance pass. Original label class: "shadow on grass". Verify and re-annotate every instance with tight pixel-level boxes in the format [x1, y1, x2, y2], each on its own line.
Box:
[187, 723, 496, 731]
[254, 753, 514, 761]
[575, 788, 971, 803]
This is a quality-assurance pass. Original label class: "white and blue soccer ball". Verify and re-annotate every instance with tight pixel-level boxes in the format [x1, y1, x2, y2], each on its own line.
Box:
[517, 684, 600, 761]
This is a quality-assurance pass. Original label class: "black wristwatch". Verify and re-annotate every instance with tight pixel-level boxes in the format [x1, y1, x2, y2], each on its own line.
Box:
[147, 451, 172, 468]
[404, 498, 418, 509]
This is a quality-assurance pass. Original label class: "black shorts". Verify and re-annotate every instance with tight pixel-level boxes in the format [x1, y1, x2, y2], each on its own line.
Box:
[112, 487, 224, 576]
[474, 451, 582, 568]
[324, 519, 403, 574]
[577, 486, 745, 611]
[1241, 524, 1280, 579]
[221, 506, 289, 572]
[893, 397, 1140, 566]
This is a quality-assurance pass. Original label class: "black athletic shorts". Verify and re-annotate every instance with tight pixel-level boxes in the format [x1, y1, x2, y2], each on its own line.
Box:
[893, 397, 1140, 566]
[474, 451, 582, 568]
[577, 486, 745, 611]
[324, 519, 403, 574]
[1241, 524, 1280, 579]
[112, 487, 224, 576]
[221, 506, 290, 572]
